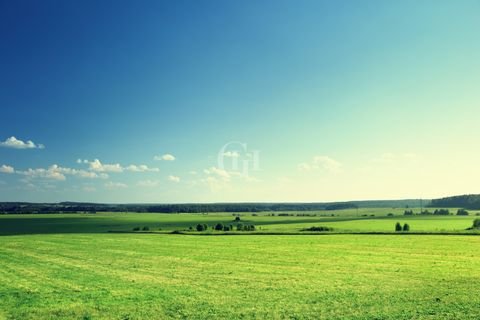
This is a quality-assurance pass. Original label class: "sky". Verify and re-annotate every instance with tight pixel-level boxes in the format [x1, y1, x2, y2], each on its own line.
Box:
[1, 0, 480, 203]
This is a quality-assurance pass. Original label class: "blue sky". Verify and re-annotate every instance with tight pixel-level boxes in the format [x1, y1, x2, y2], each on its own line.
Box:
[1, 1, 480, 203]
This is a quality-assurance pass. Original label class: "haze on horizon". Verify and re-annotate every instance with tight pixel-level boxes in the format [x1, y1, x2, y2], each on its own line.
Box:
[1, 1, 479, 203]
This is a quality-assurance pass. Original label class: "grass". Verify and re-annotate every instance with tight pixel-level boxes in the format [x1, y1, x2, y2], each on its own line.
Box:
[0, 210, 479, 319]
[0, 209, 475, 235]
[0, 233, 479, 319]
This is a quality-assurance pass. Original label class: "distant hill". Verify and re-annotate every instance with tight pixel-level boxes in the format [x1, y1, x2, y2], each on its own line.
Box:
[429, 194, 480, 209]
[0, 199, 427, 214]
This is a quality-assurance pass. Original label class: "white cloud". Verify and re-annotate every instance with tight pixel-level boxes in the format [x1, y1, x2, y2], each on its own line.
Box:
[137, 180, 160, 187]
[204, 166, 231, 180]
[168, 175, 180, 182]
[154, 154, 175, 161]
[0, 165, 14, 174]
[105, 181, 127, 189]
[189, 170, 197, 175]
[17, 164, 108, 181]
[20, 166, 67, 181]
[0, 136, 44, 149]
[298, 156, 342, 173]
[125, 164, 159, 172]
[80, 159, 159, 173]
[88, 159, 123, 172]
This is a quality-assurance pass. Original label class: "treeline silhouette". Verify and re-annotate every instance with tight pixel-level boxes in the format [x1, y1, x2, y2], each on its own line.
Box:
[429, 194, 480, 210]
[0, 199, 425, 214]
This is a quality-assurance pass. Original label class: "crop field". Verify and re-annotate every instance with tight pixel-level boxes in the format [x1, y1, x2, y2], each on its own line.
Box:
[0, 211, 479, 319]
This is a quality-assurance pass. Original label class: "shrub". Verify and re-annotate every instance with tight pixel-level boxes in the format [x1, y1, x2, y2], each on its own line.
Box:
[132, 227, 140, 231]
[215, 223, 224, 231]
[387, 213, 394, 217]
[235, 216, 241, 222]
[142, 226, 149, 231]
[301, 226, 333, 232]
[403, 223, 410, 231]
[196, 224, 205, 232]
[404, 210, 414, 216]
[236, 223, 244, 231]
[434, 209, 450, 215]
[457, 209, 469, 216]
[223, 225, 230, 231]
[473, 219, 480, 229]
[395, 222, 402, 232]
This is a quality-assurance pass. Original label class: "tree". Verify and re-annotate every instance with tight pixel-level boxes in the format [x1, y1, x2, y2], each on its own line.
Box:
[236, 223, 244, 231]
[196, 224, 205, 232]
[473, 219, 480, 229]
[403, 223, 410, 231]
[395, 222, 402, 232]
[235, 216, 241, 222]
[223, 225, 230, 231]
[215, 223, 224, 231]
[404, 210, 414, 216]
[457, 209, 469, 216]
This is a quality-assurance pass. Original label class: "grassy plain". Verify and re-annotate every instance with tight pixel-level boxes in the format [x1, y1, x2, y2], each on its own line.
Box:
[0, 210, 479, 319]
[0, 233, 479, 319]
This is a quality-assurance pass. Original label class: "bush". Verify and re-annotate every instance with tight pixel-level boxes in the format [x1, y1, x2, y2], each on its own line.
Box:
[404, 210, 414, 216]
[196, 224, 205, 232]
[215, 223, 224, 231]
[387, 213, 394, 217]
[301, 226, 333, 232]
[235, 216, 241, 222]
[236, 223, 244, 231]
[473, 219, 480, 229]
[133, 227, 140, 231]
[395, 222, 402, 232]
[223, 225, 230, 231]
[403, 223, 410, 231]
[142, 226, 149, 231]
[434, 209, 450, 215]
[457, 209, 469, 216]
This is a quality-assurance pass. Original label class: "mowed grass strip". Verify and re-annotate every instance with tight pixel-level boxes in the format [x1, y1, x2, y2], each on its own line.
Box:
[0, 234, 479, 319]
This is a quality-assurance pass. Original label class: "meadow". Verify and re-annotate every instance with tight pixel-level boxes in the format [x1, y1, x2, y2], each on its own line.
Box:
[0, 209, 479, 319]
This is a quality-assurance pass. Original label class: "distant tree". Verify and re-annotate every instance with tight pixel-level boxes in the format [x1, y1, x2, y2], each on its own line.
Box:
[235, 216, 241, 222]
[434, 209, 450, 215]
[142, 226, 149, 231]
[473, 219, 480, 229]
[215, 223, 224, 231]
[223, 225, 230, 231]
[395, 222, 402, 232]
[387, 213, 394, 217]
[457, 209, 469, 216]
[404, 210, 414, 216]
[196, 224, 205, 232]
[403, 223, 410, 231]
[133, 227, 140, 231]
[236, 223, 244, 231]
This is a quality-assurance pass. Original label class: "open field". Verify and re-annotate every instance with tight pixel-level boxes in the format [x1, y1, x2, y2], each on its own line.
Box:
[0, 233, 479, 319]
[0, 210, 479, 319]
[0, 209, 478, 235]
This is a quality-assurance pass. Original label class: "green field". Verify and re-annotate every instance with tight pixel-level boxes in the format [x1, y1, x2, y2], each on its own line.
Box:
[0, 209, 477, 235]
[0, 211, 479, 319]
